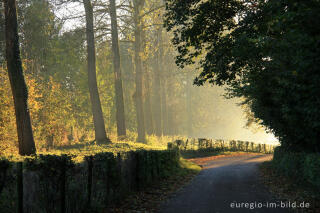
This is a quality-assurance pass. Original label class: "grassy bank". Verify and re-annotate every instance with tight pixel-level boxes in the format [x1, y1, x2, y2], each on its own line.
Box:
[0, 133, 177, 162]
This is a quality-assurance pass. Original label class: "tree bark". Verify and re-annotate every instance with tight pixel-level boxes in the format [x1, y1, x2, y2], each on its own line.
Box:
[166, 73, 175, 135]
[133, 0, 146, 142]
[161, 78, 168, 135]
[110, 0, 126, 138]
[0, 4, 5, 63]
[144, 66, 154, 135]
[141, 25, 154, 135]
[159, 28, 168, 135]
[153, 27, 162, 137]
[4, 0, 36, 155]
[83, 0, 109, 143]
[186, 72, 193, 137]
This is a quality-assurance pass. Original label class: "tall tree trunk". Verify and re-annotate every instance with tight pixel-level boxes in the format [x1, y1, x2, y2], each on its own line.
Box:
[0, 4, 5, 64]
[186, 73, 193, 138]
[83, 0, 109, 144]
[166, 76, 174, 135]
[153, 27, 162, 137]
[141, 24, 154, 135]
[109, 0, 126, 138]
[158, 28, 168, 135]
[133, 0, 146, 142]
[144, 66, 154, 135]
[4, 0, 36, 155]
[161, 78, 168, 135]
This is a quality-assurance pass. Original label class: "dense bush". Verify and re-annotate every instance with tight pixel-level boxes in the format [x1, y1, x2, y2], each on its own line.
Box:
[303, 154, 320, 189]
[0, 158, 17, 212]
[0, 149, 179, 212]
[272, 147, 320, 189]
[0, 158, 10, 197]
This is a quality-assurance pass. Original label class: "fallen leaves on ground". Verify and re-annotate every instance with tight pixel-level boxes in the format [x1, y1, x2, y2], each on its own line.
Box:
[187, 152, 255, 166]
[104, 171, 199, 213]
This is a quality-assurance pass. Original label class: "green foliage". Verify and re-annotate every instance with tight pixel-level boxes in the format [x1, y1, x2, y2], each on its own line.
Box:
[165, 0, 320, 152]
[0, 158, 17, 213]
[1, 0, 265, 154]
[272, 147, 320, 190]
[276, 152, 304, 178]
[303, 154, 320, 189]
[89, 152, 120, 206]
[24, 154, 75, 174]
[178, 157, 201, 174]
[0, 149, 180, 212]
[23, 154, 74, 212]
[0, 158, 10, 195]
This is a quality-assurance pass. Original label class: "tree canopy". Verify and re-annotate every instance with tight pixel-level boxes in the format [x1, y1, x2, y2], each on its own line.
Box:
[2, 0, 255, 153]
[165, 0, 320, 152]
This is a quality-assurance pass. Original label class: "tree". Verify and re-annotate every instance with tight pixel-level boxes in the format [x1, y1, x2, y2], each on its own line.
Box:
[0, 2, 4, 63]
[165, 0, 320, 152]
[185, 72, 193, 137]
[143, 67, 155, 135]
[109, 0, 126, 138]
[159, 29, 168, 135]
[83, 0, 109, 144]
[141, 28, 154, 135]
[153, 27, 162, 136]
[133, 0, 146, 142]
[4, 0, 36, 155]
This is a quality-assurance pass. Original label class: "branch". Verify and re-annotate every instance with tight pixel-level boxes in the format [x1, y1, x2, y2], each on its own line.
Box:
[139, 4, 164, 18]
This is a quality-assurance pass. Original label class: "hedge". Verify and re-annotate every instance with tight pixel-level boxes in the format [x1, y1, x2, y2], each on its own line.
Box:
[272, 147, 320, 189]
[0, 149, 179, 213]
[168, 138, 276, 154]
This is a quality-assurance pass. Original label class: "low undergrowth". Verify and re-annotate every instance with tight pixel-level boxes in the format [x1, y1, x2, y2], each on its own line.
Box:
[0, 133, 177, 162]
[260, 161, 320, 213]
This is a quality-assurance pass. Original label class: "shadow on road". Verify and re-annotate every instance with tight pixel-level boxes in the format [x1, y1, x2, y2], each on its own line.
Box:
[159, 154, 290, 213]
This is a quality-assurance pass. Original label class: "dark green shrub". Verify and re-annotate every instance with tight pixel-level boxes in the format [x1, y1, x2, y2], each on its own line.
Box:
[24, 154, 74, 213]
[0, 158, 10, 195]
[0, 158, 16, 213]
[272, 148, 320, 189]
[0, 149, 180, 212]
[91, 152, 119, 207]
[273, 146, 284, 162]
[303, 154, 320, 189]
[277, 152, 304, 178]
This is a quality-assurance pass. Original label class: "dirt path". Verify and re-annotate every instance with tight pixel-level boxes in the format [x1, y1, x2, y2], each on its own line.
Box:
[159, 154, 290, 213]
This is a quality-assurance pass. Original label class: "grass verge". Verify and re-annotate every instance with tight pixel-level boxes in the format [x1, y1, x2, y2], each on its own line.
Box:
[259, 161, 320, 213]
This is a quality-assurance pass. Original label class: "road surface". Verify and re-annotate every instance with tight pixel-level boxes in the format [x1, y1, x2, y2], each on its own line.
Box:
[159, 154, 290, 213]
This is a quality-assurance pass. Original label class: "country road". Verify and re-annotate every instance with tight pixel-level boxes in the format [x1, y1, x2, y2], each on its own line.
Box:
[159, 154, 290, 213]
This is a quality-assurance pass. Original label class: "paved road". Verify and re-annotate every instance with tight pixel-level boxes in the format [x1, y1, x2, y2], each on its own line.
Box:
[159, 154, 290, 213]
